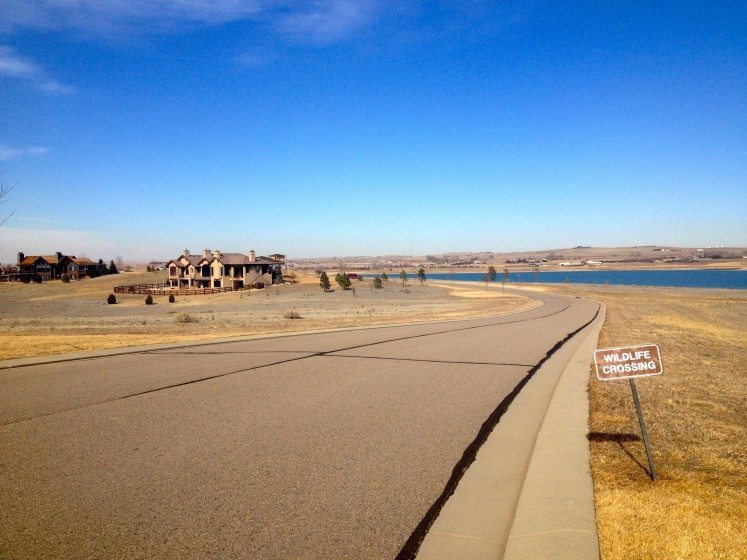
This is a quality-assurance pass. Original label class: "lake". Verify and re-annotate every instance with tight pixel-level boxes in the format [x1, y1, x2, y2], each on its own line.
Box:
[371, 269, 747, 290]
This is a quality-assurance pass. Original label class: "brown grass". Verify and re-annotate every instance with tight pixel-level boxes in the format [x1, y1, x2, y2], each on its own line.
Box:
[0, 274, 536, 360]
[553, 285, 746, 560]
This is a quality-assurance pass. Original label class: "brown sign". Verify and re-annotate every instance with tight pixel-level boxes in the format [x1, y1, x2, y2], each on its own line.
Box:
[594, 344, 663, 381]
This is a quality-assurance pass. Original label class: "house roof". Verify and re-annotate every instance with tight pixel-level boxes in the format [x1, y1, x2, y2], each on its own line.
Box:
[73, 258, 94, 266]
[20, 255, 54, 266]
[167, 255, 201, 267]
[216, 253, 284, 265]
[169, 252, 285, 267]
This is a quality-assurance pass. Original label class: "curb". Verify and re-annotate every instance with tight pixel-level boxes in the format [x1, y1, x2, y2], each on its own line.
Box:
[503, 302, 605, 559]
[414, 302, 605, 560]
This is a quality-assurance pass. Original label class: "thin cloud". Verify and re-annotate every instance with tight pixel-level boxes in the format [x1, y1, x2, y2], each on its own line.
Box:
[36, 80, 74, 94]
[1, 1, 383, 44]
[0, 145, 50, 161]
[0, 0, 266, 33]
[0, 45, 41, 79]
[275, 0, 380, 44]
[0, 46, 73, 94]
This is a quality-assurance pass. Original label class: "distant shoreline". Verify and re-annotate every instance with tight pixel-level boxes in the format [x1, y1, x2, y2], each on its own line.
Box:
[356, 262, 747, 274]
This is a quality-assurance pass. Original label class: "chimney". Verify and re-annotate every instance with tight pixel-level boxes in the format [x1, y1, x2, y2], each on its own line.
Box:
[17, 252, 24, 265]
[56, 251, 63, 262]
[248, 250, 256, 262]
[203, 249, 211, 259]
[212, 249, 221, 259]
[184, 249, 190, 256]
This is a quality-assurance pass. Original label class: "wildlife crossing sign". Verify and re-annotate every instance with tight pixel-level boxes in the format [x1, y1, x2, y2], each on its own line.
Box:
[594, 344, 663, 381]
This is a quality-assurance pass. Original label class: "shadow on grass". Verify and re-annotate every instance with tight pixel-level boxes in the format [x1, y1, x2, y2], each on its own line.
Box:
[588, 431, 640, 443]
[588, 431, 652, 478]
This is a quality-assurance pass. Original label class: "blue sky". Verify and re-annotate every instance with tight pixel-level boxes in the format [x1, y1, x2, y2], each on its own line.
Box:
[0, 1, 745, 261]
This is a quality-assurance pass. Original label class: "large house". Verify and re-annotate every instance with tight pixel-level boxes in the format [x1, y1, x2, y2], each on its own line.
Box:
[166, 249, 284, 289]
[17, 252, 96, 281]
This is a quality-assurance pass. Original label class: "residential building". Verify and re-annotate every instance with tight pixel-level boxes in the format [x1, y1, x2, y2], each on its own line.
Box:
[17, 252, 96, 281]
[166, 249, 284, 289]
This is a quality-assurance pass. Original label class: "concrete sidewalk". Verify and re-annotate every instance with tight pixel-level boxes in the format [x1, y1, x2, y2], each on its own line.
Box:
[415, 302, 605, 560]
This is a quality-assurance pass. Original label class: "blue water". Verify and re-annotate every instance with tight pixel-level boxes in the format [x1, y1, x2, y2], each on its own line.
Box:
[370, 269, 747, 289]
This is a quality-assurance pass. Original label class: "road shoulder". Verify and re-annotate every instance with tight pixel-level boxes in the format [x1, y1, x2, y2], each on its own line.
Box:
[415, 301, 605, 560]
[503, 302, 605, 559]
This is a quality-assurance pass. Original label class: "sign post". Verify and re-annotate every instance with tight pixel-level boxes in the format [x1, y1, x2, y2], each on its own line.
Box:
[628, 378, 656, 480]
[594, 344, 663, 481]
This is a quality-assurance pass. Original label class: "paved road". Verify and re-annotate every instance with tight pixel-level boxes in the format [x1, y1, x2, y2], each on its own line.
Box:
[0, 288, 599, 559]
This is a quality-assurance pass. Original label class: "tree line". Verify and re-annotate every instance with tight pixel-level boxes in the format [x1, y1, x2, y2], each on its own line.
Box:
[319, 268, 427, 291]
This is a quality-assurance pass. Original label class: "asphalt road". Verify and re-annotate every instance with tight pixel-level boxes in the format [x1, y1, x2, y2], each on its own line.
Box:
[0, 288, 599, 559]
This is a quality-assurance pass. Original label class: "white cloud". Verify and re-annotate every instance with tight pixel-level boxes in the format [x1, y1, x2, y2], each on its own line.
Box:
[0, 1, 382, 43]
[276, 0, 380, 44]
[0, 45, 43, 79]
[0, 145, 50, 161]
[36, 80, 75, 94]
[0, 45, 73, 94]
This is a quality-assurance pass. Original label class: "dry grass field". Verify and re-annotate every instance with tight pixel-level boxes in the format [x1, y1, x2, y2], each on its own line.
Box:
[0, 272, 536, 361]
[551, 284, 746, 560]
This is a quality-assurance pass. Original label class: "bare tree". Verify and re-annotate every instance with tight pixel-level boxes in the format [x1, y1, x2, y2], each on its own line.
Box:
[0, 172, 15, 226]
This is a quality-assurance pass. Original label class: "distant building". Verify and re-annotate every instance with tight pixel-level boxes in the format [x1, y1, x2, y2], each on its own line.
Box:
[166, 249, 284, 289]
[16, 251, 96, 281]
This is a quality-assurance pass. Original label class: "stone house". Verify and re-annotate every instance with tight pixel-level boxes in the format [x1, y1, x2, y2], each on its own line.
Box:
[166, 249, 284, 289]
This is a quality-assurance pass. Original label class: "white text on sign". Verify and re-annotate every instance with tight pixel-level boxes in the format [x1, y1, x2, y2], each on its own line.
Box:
[594, 344, 663, 381]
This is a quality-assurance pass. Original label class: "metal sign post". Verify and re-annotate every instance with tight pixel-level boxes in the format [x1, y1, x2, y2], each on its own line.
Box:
[628, 378, 656, 480]
[594, 344, 663, 481]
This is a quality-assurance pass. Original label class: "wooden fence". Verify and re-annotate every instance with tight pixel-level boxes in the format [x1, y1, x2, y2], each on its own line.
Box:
[114, 283, 259, 296]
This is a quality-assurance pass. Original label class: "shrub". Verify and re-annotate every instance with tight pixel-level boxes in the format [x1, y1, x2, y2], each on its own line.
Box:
[284, 310, 302, 320]
[488, 266, 497, 283]
[336, 273, 352, 290]
[107, 293, 116, 305]
[373, 276, 383, 289]
[145, 295, 153, 305]
[168, 293, 175, 303]
[61, 274, 70, 283]
[319, 271, 331, 291]
[175, 312, 197, 323]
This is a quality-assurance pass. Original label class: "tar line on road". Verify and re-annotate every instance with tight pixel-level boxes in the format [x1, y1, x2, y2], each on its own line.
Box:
[395, 302, 601, 560]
